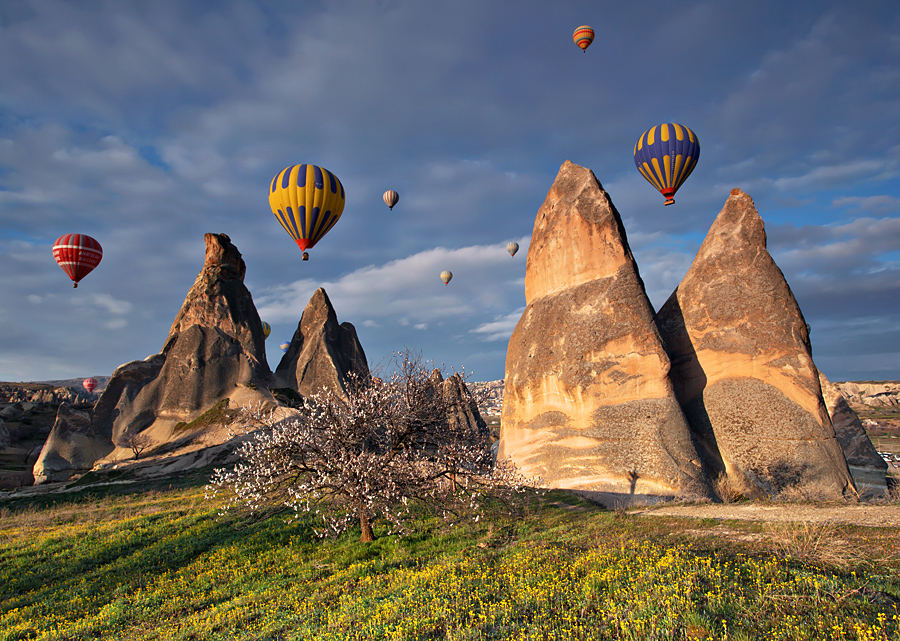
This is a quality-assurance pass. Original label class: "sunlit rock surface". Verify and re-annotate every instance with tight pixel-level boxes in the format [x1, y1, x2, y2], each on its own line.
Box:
[655, 189, 853, 500]
[499, 161, 711, 504]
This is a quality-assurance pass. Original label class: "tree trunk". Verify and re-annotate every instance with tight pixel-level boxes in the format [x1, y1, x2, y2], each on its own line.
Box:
[359, 503, 374, 542]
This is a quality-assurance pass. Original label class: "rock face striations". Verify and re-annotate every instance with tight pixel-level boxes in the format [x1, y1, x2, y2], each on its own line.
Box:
[498, 161, 711, 503]
[276, 288, 369, 399]
[655, 189, 853, 500]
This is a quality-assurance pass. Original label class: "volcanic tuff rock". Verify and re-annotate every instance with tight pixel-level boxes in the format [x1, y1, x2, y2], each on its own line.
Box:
[100, 232, 275, 433]
[432, 370, 489, 437]
[34, 233, 276, 482]
[276, 288, 369, 399]
[837, 381, 900, 408]
[33, 404, 110, 484]
[655, 188, 853, 500]
[819, 372, 888, 498]
[0, 419, 8, 448]
[498, 160, 711, 503]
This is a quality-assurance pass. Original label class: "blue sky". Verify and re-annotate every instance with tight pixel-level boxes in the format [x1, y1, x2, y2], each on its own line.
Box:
[1, 0, 898, 383]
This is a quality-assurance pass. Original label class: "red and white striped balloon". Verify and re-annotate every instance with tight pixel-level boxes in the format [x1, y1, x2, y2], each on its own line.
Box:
[83, 377, 98, 394]
[52, 234, 103, 288]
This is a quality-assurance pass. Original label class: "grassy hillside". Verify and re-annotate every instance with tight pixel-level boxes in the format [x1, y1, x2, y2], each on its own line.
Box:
[1, 476, 899, 640]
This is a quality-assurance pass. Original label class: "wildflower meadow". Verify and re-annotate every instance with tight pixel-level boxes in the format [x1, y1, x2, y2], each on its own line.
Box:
[1, 481, 898, 640]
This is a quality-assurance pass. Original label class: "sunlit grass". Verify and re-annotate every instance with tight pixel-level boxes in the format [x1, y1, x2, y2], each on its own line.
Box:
[1, 486, 899, 640]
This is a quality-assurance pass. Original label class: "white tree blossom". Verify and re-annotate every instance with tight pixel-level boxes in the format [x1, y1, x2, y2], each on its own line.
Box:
[207, 352, 530, 542]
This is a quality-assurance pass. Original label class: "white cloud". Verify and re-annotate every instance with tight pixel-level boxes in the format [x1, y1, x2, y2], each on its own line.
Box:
[87, 293, 133, 316]
[470, 309, 524, 342]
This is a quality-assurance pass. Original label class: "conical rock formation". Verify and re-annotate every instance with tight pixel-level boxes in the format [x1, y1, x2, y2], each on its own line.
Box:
[432, 370, 488, 438]
[819, 372, 887, 498]
[106, 233, 273, 427]
[655, 189, 853, 500]
[34, 233, 276, 483]
[276, 288, 369, 399]
[498, 161, 711, 503]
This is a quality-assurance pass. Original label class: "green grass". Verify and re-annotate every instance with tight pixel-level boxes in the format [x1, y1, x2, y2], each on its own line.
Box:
[1, 483, 899, 640]
[173, 399, 237, 433]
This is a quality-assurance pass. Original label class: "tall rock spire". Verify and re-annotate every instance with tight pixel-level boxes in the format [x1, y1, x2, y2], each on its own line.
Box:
[655, 189, 854, 499]
[499, 161, 711, 503]
[34, 233, 276, 483]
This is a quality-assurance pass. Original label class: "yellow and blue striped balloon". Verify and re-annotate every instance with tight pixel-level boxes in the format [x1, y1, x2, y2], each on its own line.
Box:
[269, 164, 346, 253]
[633, 123, 700, 206]
[261, 321, 271, 340]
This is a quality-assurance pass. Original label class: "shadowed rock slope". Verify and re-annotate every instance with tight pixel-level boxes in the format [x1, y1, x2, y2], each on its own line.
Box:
[655, 189, 854, 500]
[498, 160, 712, 503]
[276, 288, 369, 399]
[819, 372, 887, 498]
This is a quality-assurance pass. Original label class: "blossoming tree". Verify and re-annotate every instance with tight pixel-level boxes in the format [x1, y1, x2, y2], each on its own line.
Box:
[208, 352, 528, 541]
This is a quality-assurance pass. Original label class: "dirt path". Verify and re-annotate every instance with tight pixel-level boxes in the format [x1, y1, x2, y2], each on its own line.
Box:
[633, 503, 900, 528]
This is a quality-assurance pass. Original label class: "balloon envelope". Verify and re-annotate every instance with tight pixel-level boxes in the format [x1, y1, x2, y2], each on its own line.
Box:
[52, 234, 102, 287]
[440, 270, 453, 285]
[383, 190, 399, 210]
[633, 123, 700, 205]
[573, 25, 594, 51]
[506, 241, 519, 257]
[261, 321, 271, 340]
[82, 377, 98, 394]
[280, 342, 290, 353]
[269, 164, 345, 254]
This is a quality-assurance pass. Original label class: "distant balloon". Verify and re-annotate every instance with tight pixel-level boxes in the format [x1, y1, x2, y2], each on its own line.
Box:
[52, 234, 103, 288]
[573, 25, 594, 52]
[506, 241, 519, 257]
[383, 190, 399, 210]
[269, 164, 346, 259]
[280, 341, 290, 353]
[261, 321, 271, 340]
[633, 123, 700, 206]
[440, 270, 453, 285]
[82, 377, 98, 394]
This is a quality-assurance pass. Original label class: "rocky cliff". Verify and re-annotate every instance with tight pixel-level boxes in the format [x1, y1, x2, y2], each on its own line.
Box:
[655, 189, 853, 500]
[836, 381, 900, 409]
[499, 161, 712, 504]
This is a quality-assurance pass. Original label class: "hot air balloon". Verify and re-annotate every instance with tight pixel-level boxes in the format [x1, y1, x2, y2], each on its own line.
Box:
[383, 190, 399, 210]
[261, 321, 271, 340]
[633, 123, 700, 206]
[82, 377, 98, 394]
[52, 234, 102, 288]
[280, 341, 290, 353]
[269, 164, 345, 261]
[506, 241, 519, 257]
[440, 270, 453, 285]
[573, 25, 594, 52]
